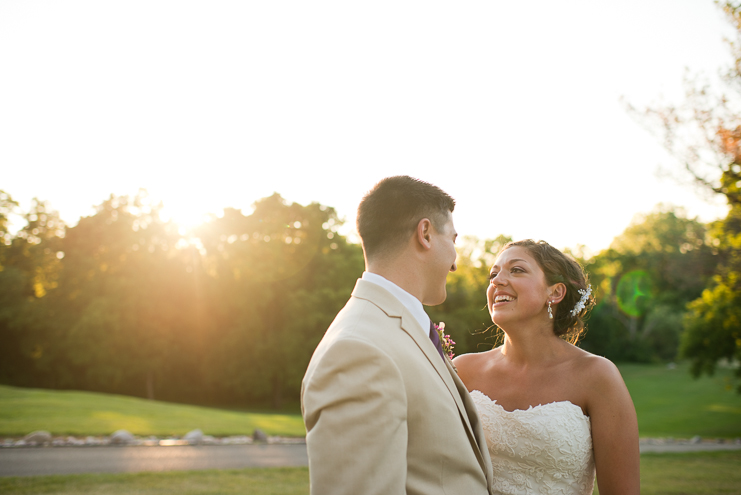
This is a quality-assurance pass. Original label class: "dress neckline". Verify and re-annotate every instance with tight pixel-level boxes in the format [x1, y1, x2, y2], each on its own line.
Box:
[470, 389, 590, 420]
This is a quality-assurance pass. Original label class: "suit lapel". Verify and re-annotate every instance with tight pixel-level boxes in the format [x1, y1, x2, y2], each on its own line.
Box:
[399, 314, 491, 481]
[351, 280, 491, 482]
[445, 356, 494, 487]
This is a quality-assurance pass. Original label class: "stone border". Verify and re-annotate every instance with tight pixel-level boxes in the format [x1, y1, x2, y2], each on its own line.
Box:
[2, 429, 306, 448]
[639, 436, 741, 446]
[5, 432, 740, 450]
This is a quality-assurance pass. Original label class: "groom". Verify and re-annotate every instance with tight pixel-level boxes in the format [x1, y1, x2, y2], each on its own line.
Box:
[301, 176, 493, 494]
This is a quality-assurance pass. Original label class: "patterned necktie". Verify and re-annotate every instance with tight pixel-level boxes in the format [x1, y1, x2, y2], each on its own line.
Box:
[429, 320, 446, 361]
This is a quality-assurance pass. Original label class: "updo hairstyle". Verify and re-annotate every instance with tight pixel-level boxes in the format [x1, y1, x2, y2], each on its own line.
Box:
[499, 239, 595, 342]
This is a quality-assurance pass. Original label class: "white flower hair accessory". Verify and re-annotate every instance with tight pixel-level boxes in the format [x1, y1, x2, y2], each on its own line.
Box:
[569, 285, 592, 316]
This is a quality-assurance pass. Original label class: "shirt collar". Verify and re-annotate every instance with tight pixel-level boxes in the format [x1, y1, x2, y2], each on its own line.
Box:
[361, 271, 431, 336]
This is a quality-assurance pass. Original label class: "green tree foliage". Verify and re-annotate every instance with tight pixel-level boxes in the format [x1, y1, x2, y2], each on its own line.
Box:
[0, 196, 66, 387]
[680, 204, 741, 387]
[0, 190, 363, 408]
[0, 190, 19, 251]
[0, 188, 721, 406]
[51, 192, 189, 397]
[629, 1, 741, 386]
[581, 207, 715, 362]
[194, 193, 363, 408]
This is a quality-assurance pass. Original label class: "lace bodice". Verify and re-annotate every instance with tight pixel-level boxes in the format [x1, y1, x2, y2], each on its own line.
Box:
[471, 390, 595, 495]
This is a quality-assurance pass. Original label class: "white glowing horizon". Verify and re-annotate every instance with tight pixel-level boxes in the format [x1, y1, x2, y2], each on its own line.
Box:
[0, 0, 732, 253]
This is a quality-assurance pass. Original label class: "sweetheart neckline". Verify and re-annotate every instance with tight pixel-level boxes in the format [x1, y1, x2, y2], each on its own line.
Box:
[470, 389, 590, 421]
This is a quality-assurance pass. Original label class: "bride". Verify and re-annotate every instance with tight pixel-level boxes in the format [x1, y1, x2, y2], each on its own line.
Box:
[453, 240, 640, 495]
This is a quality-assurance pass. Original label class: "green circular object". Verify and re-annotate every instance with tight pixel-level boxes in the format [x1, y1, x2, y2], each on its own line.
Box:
[616, 270, 655, 317]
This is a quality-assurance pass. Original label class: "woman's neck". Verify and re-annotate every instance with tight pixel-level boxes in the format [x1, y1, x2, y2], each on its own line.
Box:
[499, 322, 568, 366]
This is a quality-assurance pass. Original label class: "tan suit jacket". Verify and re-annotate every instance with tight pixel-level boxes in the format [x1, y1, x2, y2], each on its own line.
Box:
[302, 279, 493, 494]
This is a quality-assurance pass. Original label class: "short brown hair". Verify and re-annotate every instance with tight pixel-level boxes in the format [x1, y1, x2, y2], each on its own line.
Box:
[357, 176, 455, 260]
[500, 239, 595, 342]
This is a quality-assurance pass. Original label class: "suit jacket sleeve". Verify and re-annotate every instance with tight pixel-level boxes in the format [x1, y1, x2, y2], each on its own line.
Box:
[302, 337, 408, 495]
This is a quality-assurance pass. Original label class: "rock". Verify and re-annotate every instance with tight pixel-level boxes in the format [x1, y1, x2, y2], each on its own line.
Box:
[24, 430, 52, 445]
[253, 429, 268, 443]
[67, 436, 84, 446]
[202, 435, 218, 445]
[23, 430, 51, 445]
[279, 436, 306, 444]
[184, 429, 204, 444]
[222, 435, 252, 444]
[110, 430, 135, 445]
[690, 435, 702, 444]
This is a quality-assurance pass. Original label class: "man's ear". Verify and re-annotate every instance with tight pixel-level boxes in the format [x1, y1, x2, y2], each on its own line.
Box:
[415, 218, 433, 250]
[549, 283, 567, 304]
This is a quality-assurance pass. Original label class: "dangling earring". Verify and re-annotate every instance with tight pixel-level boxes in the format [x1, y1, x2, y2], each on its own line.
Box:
[547, 300, 553, 319]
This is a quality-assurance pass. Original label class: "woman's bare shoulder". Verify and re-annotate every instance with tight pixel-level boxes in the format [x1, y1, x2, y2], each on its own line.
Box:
[570, 349, 629, 399]
[453, 348, 500, 384]
[574, 350, 622, 378]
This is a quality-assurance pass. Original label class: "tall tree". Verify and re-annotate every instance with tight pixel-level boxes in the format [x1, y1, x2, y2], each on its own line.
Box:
[44, 192, 191, 397]
[581, 207, 715, 362]
[0, 195, 66, 385]
[195, 194, 363, 408]
[628, 1, 741, 384]
[0, 190, 19, 253]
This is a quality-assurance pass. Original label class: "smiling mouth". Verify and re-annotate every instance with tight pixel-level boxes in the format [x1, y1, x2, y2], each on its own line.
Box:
[491, 294, 517, 309]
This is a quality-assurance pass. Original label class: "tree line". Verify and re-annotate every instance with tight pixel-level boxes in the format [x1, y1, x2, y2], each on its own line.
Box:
[0, 188, 735, 408]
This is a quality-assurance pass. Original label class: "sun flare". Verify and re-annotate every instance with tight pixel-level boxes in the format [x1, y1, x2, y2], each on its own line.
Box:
[159, 201, 212, 234]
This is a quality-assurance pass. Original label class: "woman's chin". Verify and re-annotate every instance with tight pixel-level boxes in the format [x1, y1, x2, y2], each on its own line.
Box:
[490, 313, 508, 328]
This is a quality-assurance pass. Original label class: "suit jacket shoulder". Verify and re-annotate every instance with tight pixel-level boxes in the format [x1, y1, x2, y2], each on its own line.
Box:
[302, 279, 492, 495]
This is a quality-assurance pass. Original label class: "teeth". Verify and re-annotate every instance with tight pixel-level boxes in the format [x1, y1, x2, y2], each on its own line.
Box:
[495, 295, 514, 303]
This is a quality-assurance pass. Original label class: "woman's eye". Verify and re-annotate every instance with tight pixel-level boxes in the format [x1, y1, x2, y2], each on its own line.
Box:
[511, 267, 524, 273]
[489, 272, 498, 281]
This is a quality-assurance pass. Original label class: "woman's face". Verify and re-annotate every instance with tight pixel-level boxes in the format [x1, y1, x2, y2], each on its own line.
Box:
[487, 246, 551, 328]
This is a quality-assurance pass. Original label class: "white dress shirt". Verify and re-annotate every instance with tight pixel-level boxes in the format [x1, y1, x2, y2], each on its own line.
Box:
[361, 271, 432, 337]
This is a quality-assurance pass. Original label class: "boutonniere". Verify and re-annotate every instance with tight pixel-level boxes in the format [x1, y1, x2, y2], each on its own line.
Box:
[433, 321, 456, 361]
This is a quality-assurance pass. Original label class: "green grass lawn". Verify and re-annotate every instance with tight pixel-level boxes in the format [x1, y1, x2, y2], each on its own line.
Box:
[0, 467, 310, 495]
[619, 362, 741, 439]
[0, 385, 305, 438]
[1, 452, 739, 494]
[1, 362, 740, 439]
[594, 450, 741, 495]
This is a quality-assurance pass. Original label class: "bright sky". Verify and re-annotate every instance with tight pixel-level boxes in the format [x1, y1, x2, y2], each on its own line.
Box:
[0, 0, 732, 254]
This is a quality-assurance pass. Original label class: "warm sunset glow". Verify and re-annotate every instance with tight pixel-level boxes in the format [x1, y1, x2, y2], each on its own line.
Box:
[0, 1, 732, 251]
[160, 201, 213, 235]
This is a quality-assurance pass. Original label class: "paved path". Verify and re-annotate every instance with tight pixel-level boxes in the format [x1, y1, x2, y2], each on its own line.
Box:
[639, 442, 741, 453]
[2, 442, 740, 477]
[0, 444, 308, 477]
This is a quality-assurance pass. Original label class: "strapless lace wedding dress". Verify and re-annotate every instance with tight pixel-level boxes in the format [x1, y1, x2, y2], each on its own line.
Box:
[471, 390, 595, 495]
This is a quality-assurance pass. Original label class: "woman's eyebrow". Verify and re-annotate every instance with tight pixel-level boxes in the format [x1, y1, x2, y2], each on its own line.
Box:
[490, 258, 530, 271]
